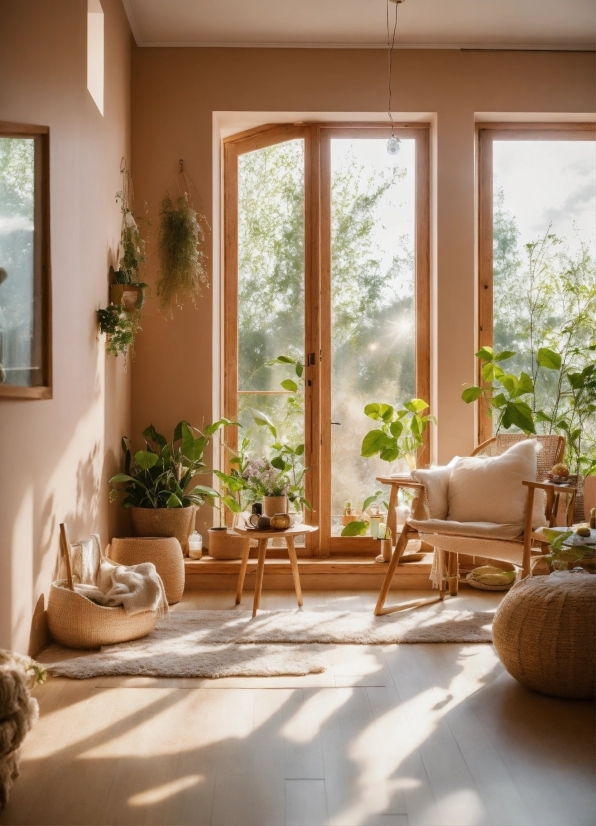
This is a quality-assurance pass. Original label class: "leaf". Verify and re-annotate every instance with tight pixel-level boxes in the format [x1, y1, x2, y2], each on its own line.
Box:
[389, 419, 403, 438]
[493, 350, 516, 362]
[281, 379, 298, 392]
[135, 450, 159, 471]
[515, 372, 535, 397]
[361, 429, 387, 457]
[499, 373, 518, 395]
[271, 456, 290, 471]
[295, 443, 305, 456]
[341, 521, 369, 537]
[462, 386, 483, 404]
[481, 362, 504, 382]
[362, 494, 379, 510]
[403, 398, 429, 414]
[221, 495, 242, 513]
[536, 347, 562, 370]
[274, 355, 294, 364]
[380, 404, 394, 422]
[491, 392, 508, 408]
[214, 471, 245, 492]
[166, 493, 183, 508]
[475, 346, 495, 361]
[295, 362, 304, 378]
[364, 403, 383, 420]
[109, 473, 137, 485]
[204, 418, 239, 438]
[142, 424, 167, 448]
[187, 484, 219, 499]
[379, 446, 400, 463]
[249, 408, 277, 438]
[501, 400, 536, 434]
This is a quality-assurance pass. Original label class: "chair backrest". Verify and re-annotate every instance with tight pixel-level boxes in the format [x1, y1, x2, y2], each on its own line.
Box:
[472, 434, 565, 482]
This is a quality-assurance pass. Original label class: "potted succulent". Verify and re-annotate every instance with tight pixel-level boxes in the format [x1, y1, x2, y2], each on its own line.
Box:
[109, 419, 234, 554]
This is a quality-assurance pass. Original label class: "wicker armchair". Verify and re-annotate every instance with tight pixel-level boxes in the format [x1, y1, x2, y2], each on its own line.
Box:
[374, 434, 575, 616]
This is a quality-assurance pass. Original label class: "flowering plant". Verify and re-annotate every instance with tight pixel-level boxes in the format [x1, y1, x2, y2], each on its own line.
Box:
[242, 457, 291, 497]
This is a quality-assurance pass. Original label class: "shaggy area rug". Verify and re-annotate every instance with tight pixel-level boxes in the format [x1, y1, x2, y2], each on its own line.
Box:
[45, 609, 493, 680]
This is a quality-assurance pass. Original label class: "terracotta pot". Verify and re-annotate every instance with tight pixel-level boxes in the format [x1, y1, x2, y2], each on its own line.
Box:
[208, 528, 249, 560]
[262, 495, 288, 517]
[109, 536, 185, 604]
[110, 283, 146, 310]
[130, 506, 196, 555]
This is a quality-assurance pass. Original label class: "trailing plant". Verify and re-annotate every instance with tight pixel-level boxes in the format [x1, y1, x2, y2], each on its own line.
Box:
[156, 192, 209, 316]
[360, 398, 435, 465]
[109, 419, 236, 509]
[113, 160, 150, 287]
[97, 304, 141, 363]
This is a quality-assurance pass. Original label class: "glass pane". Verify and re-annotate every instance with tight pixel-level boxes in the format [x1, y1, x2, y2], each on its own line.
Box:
[0, 137, 37, 387]
[330, 138, 416, 532]
[238, 140, 305, 392]
[236, 139, 305, 498]
[492, 140, 596, 455]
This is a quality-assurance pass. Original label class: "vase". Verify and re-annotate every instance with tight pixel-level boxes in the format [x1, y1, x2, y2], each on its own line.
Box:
[109, 536, 185, 604]
[263, 495, 288, 517]
[130, 505, 196, 556]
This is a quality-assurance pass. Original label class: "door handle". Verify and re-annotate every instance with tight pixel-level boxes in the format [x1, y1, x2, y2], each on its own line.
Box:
[331, 422, 341, 425]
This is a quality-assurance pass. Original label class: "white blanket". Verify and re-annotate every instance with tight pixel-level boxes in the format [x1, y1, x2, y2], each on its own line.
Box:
[74, 558, 169, 618]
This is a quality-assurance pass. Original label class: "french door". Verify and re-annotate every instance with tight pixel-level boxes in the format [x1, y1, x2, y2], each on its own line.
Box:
[224, 124, 430, 556]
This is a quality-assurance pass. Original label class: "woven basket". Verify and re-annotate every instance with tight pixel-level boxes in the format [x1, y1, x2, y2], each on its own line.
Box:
[131, 506, 196, 555]
[109, 537, 185, 604]
[208, 528, 249, 559]
[493, 572, 596, 699]
[47, 580, 158, 649]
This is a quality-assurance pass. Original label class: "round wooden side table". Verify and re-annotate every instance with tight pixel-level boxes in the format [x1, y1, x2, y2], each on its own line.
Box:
[232, 524, 318, 617]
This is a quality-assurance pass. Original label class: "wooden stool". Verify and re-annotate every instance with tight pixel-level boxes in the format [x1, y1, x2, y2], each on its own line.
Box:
[232, 524, 318, 617]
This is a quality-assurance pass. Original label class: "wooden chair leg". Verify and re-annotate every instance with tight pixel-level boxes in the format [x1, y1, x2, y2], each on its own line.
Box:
[374, 525, 444, 615]
[286, 535, 303, 607]
[448, 552, 459, 596]
[235, 538, 251, 605]
[252, 538, 268, 617]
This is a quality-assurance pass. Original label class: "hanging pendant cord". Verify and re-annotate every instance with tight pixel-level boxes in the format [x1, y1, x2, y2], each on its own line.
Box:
[387, 0, 400, 137]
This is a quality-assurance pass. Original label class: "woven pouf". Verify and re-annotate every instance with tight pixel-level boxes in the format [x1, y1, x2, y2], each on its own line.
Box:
[493, 572, 596, 699]
[109, 537, 185, 605]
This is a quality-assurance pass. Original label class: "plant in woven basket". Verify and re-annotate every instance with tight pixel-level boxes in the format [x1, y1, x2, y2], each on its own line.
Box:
[109, 419, 236, 509]
[156, 193, 209, 316]
[97, 304, 141, 363]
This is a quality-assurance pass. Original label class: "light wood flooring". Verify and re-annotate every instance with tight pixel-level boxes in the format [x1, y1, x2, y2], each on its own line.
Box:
[2, 589, 594, 826]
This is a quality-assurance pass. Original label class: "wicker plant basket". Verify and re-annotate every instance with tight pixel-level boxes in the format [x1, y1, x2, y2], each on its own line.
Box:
[208, 528, 249, 560]
[109, 537, 185, 604]
[493, 572, 596, 699]
[131, 506, 196, 555]
[47, 580, 158, 649]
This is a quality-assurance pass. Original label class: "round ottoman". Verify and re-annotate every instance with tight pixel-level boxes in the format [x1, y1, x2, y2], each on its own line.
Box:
[493, 572, 596, 699]
[109, 537, 185, 605]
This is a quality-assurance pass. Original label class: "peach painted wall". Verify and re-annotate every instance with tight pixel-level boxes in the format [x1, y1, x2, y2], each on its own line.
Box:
[130, 47, 595, 528]
[0, 0, 132, 653]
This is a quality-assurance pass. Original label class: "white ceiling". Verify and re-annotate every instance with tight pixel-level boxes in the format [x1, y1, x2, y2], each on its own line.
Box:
[123, 0, 596, 49]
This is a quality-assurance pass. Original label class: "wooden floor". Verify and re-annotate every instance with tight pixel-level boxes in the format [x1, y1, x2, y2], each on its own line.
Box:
[2, 589, 594, 826]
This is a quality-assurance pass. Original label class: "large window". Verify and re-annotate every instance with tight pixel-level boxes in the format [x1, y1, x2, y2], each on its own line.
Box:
[0, 123, 51, 399]
[224, 124, 430, 555]
[478, 123, 596, 445]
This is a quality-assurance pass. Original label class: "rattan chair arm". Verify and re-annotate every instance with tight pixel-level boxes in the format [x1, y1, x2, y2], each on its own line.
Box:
[522, 480, 578, 492]
[375, 476, 426, 489]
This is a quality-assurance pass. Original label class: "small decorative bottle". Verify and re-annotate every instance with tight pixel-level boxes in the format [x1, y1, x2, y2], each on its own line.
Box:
[188, 530, 203, 559]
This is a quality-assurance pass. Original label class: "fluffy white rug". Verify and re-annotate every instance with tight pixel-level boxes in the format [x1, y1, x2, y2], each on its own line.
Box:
[45, 609, 492, 680]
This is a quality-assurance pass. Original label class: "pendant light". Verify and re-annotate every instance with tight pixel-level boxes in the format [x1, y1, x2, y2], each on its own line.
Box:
[386, 0, 405, 155]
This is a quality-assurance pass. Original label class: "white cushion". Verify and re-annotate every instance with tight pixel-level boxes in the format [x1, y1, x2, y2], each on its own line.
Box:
[447, 440, 541, 526]
[411, 457, 459, 519]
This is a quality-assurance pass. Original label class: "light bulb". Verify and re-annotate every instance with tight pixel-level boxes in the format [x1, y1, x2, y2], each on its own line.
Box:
[387, 135, 401, 155]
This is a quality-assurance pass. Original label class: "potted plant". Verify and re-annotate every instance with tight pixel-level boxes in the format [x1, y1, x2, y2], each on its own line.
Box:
[97, 303, 141, 366]
[156, 190, 209, 317]
[110, 162, 150, 310]
[109, 419, 234, 554]
[207, 437, 253, 559]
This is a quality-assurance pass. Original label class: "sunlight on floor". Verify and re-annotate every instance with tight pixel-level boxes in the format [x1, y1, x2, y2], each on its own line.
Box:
[128, 774, 204, 806]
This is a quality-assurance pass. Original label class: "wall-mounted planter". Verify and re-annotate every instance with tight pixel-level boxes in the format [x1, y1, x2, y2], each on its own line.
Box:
[110, 283, 146, 311]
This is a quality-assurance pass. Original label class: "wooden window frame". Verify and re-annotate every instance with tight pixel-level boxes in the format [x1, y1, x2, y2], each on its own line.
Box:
[224, 123, 431, 556]
[477, 122, 596, 445]
[0, 122, 52, 400]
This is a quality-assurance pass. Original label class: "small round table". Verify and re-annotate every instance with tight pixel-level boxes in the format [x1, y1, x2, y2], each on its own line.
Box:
[233, 524, 318, 617]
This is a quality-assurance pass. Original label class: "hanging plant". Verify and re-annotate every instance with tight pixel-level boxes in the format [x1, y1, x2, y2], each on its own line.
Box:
[110, 160, 150, 311]
[97, 304, 141, 367]
[156, 163, 209, 317]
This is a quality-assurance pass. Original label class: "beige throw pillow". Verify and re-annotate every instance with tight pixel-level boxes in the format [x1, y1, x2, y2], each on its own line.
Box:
[447, 440, 541, 526]
[411, 457, 459, 519]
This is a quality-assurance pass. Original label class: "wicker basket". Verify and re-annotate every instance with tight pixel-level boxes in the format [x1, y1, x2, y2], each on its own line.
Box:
[109, 537, 185, 604]
[493, 572, 596, 699]
[131, 506, 196, 555]
[47, 580, 158, 649]
[208, 528, 249, 559]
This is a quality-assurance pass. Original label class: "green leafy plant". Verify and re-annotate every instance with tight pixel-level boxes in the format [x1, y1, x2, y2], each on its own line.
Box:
[97, 304, 140, 362]
[109, 419, 235, 509]
[156, 193, 209, 316]
[535, 528, 586, 571]
[360, 398, 435, 465]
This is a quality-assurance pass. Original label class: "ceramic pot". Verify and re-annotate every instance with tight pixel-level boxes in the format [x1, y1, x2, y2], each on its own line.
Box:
[263, 495, 288, 517]
[109, 536, 184, 604]
[130, 506, 196, 556]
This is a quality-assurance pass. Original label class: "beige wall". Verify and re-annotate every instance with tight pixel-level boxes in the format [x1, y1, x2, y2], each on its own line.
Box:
[130, 47, 595, 506]
[0, 0, 132, 653]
